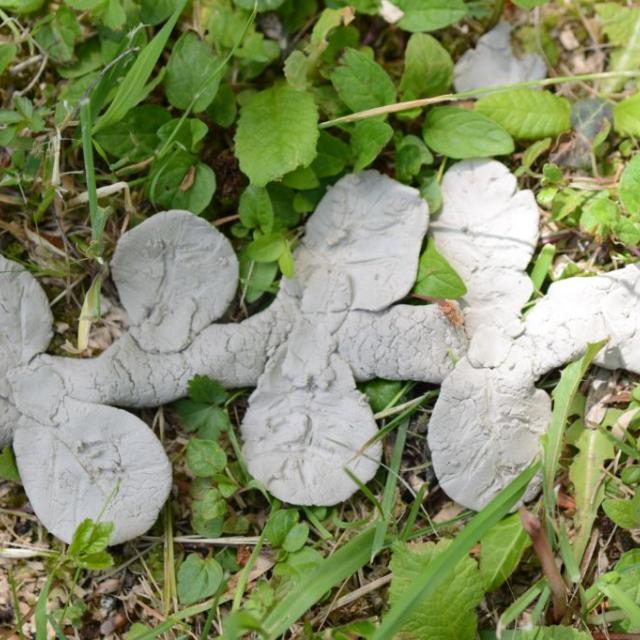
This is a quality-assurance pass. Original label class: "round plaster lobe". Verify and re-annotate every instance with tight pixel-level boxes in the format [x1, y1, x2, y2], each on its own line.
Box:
[428, 358, 551, 511]
[284, 171, 428, 312]
[453, 22, 546, 94]
[430, 159, 540, 334]
[14, 400, 171, 545]
[110, 210, 239, 353]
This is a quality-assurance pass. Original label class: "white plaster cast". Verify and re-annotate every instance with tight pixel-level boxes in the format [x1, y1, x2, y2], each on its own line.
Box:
[453, 22, 546, 94]
[1, 172, 469, 544]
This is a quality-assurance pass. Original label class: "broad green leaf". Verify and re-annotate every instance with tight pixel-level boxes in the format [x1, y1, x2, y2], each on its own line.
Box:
[414, 237, 467, 299]
[543, 341, 607, 527]
[264, 509, 299, 547]
[596, 3, 640, 94]
[208, 83, 237, 128]
[331, 48, 396, 112]
[389, 540, 484, 640]
[235, 85, 319, 186]
[174, 399, 230, 439]
[157, 117, 208, 154]
[94, 105, 171, 161]
[614, 93, 640, 137]
[351, 118, 393, 171]
[373, 462, 540, 640]
[188, 375, 228, 405]
[246, 232, 287, 262]
[363, 379, 404, 413]
[479, 513, 531, 591]
[476, 90, 571, 140]
[580, 193, 619, 240]
[186, 439, 227, 477]
[400, 33, 453, 99]
[620, 155, 640, 215]
[395, 0, 467, 33]
[311, 131, 351, 178]
[67, 519, 114, 569]
[0, 446, 20, 483]
[33, 6, 81, 63]
[282, 523, 309, 553]
[603, 490, 640, 529]
[422, 107, 514, 159]
[93, 0, 187, 133]
[569, 427, 614, 560]
[164, 32, 221, 112]
[395, 134, 433, 183]
[177, 553, 224, 605]
[239, 185, 274, 232]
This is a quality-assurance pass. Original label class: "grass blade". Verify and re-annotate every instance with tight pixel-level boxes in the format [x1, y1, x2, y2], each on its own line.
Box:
[372, 461, 540, 640]
[261, 526, 377, 639]
[93, 0, 187, 134]
[543, 340, 606, 536]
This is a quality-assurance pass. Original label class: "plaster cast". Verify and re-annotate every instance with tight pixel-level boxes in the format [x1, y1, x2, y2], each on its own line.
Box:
[1, 170, 469, 543]
[453, 22, 546, 94]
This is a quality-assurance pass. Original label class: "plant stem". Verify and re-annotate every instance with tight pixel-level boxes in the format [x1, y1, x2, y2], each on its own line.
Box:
[319, 70, 640, 129]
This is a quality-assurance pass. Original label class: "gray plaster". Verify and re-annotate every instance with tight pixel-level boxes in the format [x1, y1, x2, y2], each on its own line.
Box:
[2, 171, 470, 543]
[453, 22, 547, 94]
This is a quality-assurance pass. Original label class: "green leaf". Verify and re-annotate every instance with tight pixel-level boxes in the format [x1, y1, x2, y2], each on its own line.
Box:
[620, 155, 640, 215]
[568, 427, 614, 560]
[0, 43, 17, 75]
[148, 152, 216, 214]
[400, 33, 453, 99]
[247, 232, 287, 262]
[414, 237, 467, 299]
[311, 131, 351, 178]
[234, 0, 285, 10]
[389, 540, 484, 640]
[0, 446, 20, 483]
[93, 0, 187, 133]
[262, 527, 377, 637]
[282, 522, 309, 553]
[67, 519, 114, 568]
[33, 6, 81, 64]
[614, 93, 640, 137]
[603, 490, 640, 529]
[94, 105, 171, 162]
[188, 375, 229, 405]
[479, 513, 530, 592]
[264, 509, 299, 547]
[186, 439, 227, 477]
[235, 85, 319, 186]
[395, 135, 433, 183]
[207, 83, 237, 128]
[491, 628, 591, 639]
[395, 0, 467, 33]
[596, 3, 640, 94]
[174, 399, 230, 439]
[373, 462, 539, 640]
[351, 119, 393, 171]
[512, 0, 548, 7]
[476, 90, 571, 140]
[543, 341, 607, 526]
[331, 48, 396, 112]
[164, 32, 221, 112]
[423, 107, 514, 159]
[177, 553, 224, 605]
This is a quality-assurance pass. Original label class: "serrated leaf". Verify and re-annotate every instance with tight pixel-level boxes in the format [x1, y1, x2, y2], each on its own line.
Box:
[395, 0, 467, 33]
[423, 107, 514, 159]
[331, 48, 396, 112]
[620, 155, 640, 215]
[188, 375, 229, 405]
[389, 540, 484, 640]
[476, 89, 571, 140]
[235, 85, 319, 186]
[400, 33, 453, 99]
[479, 513, 531, 591]
[414, 237, 467, 299]
[164, 32, 221, 112]
[350, 118, 393, 171]
[177, 553, 224, 605]
[603, 490, 640, 530]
